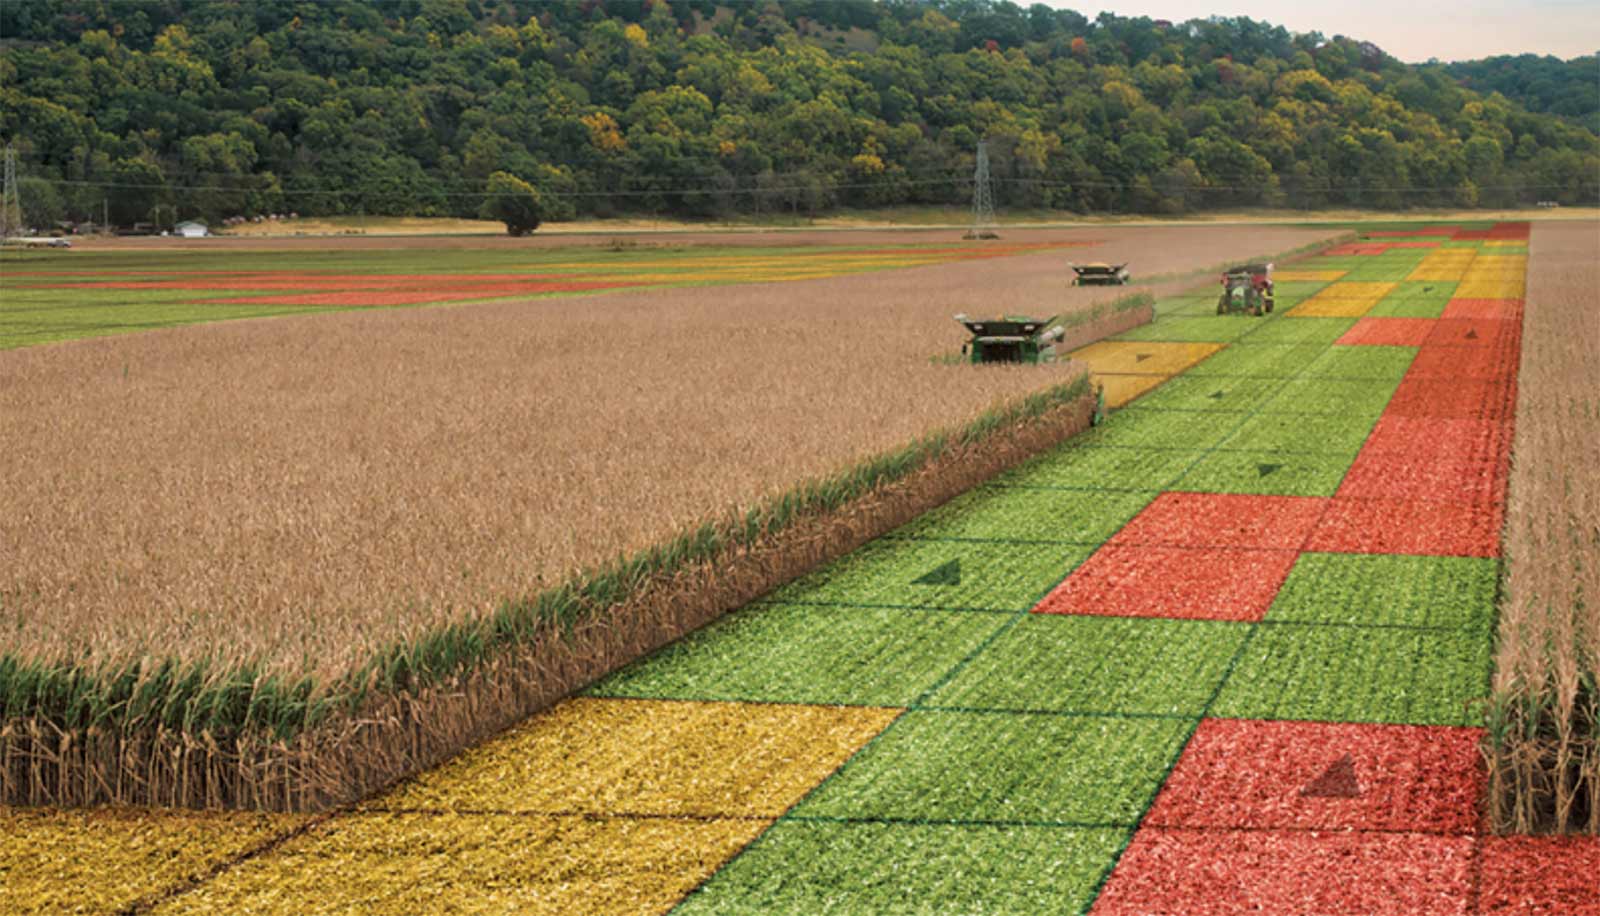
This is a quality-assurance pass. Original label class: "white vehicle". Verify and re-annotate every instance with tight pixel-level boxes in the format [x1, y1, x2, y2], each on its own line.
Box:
[2, 236, 72, 248]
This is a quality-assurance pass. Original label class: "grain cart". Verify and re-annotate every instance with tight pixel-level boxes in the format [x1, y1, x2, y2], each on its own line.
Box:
[1071, 263, 1131, 286]
[1216, 263, 1275, 316]
[955, 314, 1065, 364]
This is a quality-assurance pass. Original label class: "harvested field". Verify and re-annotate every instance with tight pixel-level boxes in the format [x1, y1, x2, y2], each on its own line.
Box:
[1486, 220, 1600, 834]
[0, 224, 1341, 810]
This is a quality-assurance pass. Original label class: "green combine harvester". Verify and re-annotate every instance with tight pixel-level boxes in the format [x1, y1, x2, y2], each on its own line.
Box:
[954, 314, 1065, 364]
[1070, 263, 1131, 286]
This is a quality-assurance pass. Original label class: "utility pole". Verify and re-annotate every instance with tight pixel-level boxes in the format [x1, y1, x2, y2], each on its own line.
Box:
[0, 145, 19, 237]
[964, 140, 999, 240]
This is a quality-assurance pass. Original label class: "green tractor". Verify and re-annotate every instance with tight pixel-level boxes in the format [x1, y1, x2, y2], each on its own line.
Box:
[955, 314, 1065, 364]
[1217, 263, 1275, 316]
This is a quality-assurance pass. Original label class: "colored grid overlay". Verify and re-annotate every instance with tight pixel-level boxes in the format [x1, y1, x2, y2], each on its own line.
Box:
[9, 223, 1592, 915]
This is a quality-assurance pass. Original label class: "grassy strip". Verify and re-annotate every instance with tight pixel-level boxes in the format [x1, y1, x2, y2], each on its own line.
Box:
[1055, 291, 1155, 329]
[1, 374, 1093, 810]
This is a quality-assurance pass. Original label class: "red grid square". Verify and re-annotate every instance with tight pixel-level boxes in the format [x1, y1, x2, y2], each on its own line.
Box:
[1032, 545, 1298, 622]
[1144, 719, 1486, 833]
[1488, 221, 1531, 239]
[1452, 229, 1492, 240]
[1361, 416, 1512, 466]
[1335, 317, 1436, 347]
[1110, 493, 1330, 550]
[1091, 828, 1474, 916]
[1442, 298, 1524, 321]
[1478, 836, 1600, 915]
[1385, 376, 1516, 420]
[1424, 318, 1522, 350]
[1306, 497, 1503, 557]
[1337, 450, 1508, 507]
[1405, 345, 1520, 380]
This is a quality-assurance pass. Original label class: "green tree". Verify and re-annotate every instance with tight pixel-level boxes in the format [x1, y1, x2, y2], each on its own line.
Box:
[478, 170, 542, 236]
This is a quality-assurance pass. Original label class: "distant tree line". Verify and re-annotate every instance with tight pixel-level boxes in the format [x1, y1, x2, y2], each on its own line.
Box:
[1, 0, 1596, 229]
[1443, 53, 1600, 136]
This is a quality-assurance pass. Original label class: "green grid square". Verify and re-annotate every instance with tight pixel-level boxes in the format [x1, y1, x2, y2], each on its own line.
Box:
[1078, 408, 1248, 450]
[1238, 317, 1358, 345]
[1156, 299, 1224, 318]
[1299, 345, 1417, 380]
[1380, 280, 1458, 301]
[1220, 411, 1379, 454]
[765, 537, 1096, 610]
[995, 445, 1202, 491]
[1184, 344, 1326, 378]
[676, 821, 1126, 916]
[1170, 449, 1352, 497]
[1256, 377, 1398, 416]
[1213, 624, 1492, 726]
[1133, 375, 1285, 413]
[1267, 554, 1499, 629]
[1340, 266, 1421, 283]
[1112, 315, 1258, 343]
[792, 710, 1193, 822]
[892, 487, 1155, 545]
[1366, 297, 1450, 318]
[926, 616, 1249, 716]
[588, 604, 1004, 706]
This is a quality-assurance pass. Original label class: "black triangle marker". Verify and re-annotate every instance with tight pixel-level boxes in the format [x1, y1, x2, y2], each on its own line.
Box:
[912, 559, 961, 586]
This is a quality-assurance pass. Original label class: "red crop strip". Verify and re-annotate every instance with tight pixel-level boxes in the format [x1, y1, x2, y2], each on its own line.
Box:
[1477, 836, 1600, 915]
[1441, 298, 1524, 321]
[1108, 493, 1329, 551]
[1092, 828, 1475, 915]
[1032, 545, 1297, 622]
[1335, 318, 1436, 347]
[1306, 497, 1503, 557]
[1144, 719, 1487, 834]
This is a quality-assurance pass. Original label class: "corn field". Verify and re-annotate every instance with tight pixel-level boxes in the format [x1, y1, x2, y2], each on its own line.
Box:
[1486, 220, 1600, 834]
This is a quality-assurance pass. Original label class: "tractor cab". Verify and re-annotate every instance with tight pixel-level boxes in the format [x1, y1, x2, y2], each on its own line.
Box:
[1217, 262, 1275, 316]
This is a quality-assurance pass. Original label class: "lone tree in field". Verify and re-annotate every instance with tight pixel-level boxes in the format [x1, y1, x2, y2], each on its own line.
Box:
[480, 171, 542, 236]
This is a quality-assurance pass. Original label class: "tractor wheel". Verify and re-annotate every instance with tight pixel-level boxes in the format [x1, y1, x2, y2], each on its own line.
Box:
[1217, 300, 1227, 315]
[1265, 299, 1275, 313]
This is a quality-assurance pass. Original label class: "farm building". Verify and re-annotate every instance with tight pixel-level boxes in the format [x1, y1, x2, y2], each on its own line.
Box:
[174, 220, 210, 238]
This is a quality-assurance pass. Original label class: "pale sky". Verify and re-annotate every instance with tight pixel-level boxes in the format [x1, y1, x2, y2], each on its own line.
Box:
[1041, 0, 1600, 62]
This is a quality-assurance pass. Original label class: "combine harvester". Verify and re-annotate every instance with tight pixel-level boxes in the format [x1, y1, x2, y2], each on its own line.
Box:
[954, 313, 1107, 423]
[954, 314, 1065, 364]
[1070, 262, 1130, 286]
[1217, 262, 1275, 316]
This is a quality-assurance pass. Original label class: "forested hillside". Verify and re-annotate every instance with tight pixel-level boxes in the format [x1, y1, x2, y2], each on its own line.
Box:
[2, 0, 1596, 228]
[1444, 53, 1600, 135]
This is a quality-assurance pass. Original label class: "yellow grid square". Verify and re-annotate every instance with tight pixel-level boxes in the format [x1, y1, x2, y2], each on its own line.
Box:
[0, 808, 304, 915]
[1067, 340, 1225, 377]
[1456, 275, 1527, 299]
[153, 812, 767, 916]
[1285, 281, 1395, 317]
[1096, 373, 1171, 408]
[1407, 252, 1476, 282]
[372, 697, 899, 817]
[1272, 269, 1347, 282]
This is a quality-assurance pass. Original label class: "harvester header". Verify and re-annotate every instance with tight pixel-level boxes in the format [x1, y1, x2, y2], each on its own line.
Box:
[1070, 263, 1130, 286]
[954, 313, 1065, 364]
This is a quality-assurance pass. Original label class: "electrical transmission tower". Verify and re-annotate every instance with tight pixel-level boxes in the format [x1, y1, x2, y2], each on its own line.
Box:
[0, 146, 19, 239]
[964, 140, 999, 240]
